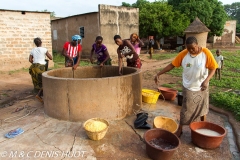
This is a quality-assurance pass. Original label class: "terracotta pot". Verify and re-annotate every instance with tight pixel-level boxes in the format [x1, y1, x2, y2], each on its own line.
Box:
[158, 87, 178, 101]
[190, 121, 226, 149]
[144, 128, 180, 160]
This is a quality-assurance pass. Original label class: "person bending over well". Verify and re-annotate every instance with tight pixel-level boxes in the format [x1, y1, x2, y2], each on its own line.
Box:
[90, 36, 111, 66]
[113, 35, 142, 75]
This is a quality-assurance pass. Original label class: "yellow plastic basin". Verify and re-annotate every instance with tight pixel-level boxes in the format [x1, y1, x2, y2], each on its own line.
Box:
[142, 89, 160, 104]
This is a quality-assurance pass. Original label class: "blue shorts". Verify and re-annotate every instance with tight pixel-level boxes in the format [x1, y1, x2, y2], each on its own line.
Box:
[73, 56, 78, 65]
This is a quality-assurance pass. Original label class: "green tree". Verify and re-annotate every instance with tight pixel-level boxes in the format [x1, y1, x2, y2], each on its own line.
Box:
[122, 2, 132, 7]
[224, 2, 240, 32]
[168, 0, 228, 36]
[41, 9, 56, 18]
[237, 24, 240, 33]
[122, 0, 189, 39]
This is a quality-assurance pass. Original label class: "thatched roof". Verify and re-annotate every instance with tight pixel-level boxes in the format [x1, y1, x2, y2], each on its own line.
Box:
[184, 17, 210, 33]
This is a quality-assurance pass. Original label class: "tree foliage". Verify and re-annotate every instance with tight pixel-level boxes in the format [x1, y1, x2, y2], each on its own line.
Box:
[237, 24, 240, 33]
[224, 2, 240, 32]
[122, 0, 190, 38]
[168, 0, 228, 36]
[41, 9, 56, 17]
[121, 2, 131, 7]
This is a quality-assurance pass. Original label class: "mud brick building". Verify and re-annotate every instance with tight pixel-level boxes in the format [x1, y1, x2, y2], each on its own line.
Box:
[51, 4, 139, 59]
[213, 20, 237, 47]
[0, 9, 53, 71]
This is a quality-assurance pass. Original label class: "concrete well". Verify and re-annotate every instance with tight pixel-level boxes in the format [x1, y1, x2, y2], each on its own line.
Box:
[42, 66, 142, 121]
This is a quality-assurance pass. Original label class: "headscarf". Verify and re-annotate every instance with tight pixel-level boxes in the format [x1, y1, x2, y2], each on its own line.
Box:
[74, 35, 82, 44]
[72, 35, 79, 41]
[74, 35, 82, 40]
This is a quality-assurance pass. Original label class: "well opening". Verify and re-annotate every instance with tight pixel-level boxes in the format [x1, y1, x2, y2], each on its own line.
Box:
[47, 66, 137, 79]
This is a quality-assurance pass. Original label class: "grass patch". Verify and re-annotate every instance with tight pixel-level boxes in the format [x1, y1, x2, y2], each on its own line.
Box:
[52, 50, 92, 68]
[210, 92, 240, 120]
[152, 53, 178, 60]
[53, 50, 65, 63]
[51, 63, 64, 69]
[210, 50, 240, 90]
[209, 50, 240, 120]
[80, 61, 92, 66]
[8, 68, 28, 75]
[161, 82, 182, 92]
[161, 83, 176, 88]
[1, 93, 9, 97]
[168, 67, 183, 77]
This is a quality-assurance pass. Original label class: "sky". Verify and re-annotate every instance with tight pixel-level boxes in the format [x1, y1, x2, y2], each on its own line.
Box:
[0, 0, 238, 17]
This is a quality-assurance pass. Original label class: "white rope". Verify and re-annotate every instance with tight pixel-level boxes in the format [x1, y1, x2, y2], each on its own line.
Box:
[2, 105, 38, 123]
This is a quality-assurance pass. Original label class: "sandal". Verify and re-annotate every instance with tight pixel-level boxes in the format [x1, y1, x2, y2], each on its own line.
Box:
[5, 128, 24, 138]
[35, 95, 43, 103]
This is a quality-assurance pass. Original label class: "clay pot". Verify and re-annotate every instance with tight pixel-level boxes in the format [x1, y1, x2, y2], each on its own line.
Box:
[144, 128, 180, 160]
[158, 87, 178, 101]
[177, 92, 183, 106]
[190, 121, 226, 149]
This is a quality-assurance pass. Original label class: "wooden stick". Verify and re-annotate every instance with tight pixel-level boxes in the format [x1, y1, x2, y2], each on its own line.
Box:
[72, 60, 75, 78]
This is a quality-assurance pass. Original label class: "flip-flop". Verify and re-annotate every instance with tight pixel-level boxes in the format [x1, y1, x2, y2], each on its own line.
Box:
[35, 95, 43, 103]
[5, 128, 24, 138]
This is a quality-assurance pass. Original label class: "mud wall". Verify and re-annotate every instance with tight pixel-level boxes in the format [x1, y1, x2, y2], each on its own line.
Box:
[186, 32, 208, 48]
[0, 10, 53, 71]
[213, 20, 236, 47]
[99, 5, 139, 58]
[42, 66, 142, 121]
[51, 5, 139, 60]
[51, 12, 99, 58]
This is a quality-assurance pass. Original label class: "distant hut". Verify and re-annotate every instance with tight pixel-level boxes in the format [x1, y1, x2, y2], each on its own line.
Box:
[184, 17, 210, 47]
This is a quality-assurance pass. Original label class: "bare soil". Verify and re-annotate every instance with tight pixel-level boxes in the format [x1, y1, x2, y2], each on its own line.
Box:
[0, 51, 180, 107]
[139, 52, 181, 90]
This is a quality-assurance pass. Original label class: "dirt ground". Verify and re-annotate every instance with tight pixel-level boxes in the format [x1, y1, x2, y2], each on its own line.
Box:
[0, 51, 240, 160]
[0, 52, 179, 108]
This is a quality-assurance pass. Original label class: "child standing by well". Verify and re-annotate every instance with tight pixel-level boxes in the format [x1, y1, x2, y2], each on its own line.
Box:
[214, 49, 224, 80]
